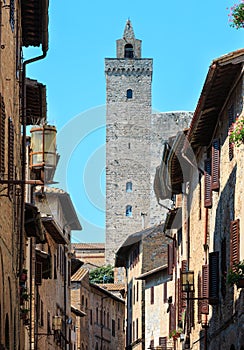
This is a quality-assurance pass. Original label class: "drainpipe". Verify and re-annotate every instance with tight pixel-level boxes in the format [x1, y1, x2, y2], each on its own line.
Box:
[20, 46, 47, 350]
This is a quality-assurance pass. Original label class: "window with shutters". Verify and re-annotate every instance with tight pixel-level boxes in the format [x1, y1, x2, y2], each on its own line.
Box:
[228, 105, 235, 161]
[201, 265, 209, 314]
[211, 139, 220, 191]
[204, 158, 212, 208]
[8, 118, 14, 197]
[197, 273, 202, 323]
[0, 95, 6, 176]
[181, 260, 187, 308]
[230, 219, 240, 269]
[209, 252, 219, 305]
[177, 278, 182, 323]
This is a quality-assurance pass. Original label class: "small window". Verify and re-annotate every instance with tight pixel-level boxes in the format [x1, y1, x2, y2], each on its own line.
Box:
[126, 205, 132, 217]
[127, 89, 133, 99]
[124, 44, 134, 58]
[126, 182, 132, 192]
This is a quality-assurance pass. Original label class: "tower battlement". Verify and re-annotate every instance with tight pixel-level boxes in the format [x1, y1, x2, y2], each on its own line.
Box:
[105, 59, 152, 76]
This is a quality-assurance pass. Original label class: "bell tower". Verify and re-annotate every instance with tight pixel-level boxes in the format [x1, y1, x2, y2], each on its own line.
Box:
[105, 20, 153, 267]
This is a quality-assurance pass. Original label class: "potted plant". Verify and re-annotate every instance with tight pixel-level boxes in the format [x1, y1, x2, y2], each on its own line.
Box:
[229, 115, 244, 147]
[227, 260, 244, 288]
[169, 328, 183, 340]
[228, 1, 244, 29]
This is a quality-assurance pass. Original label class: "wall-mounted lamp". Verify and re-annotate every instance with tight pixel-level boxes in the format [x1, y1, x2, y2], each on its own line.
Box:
[181, 271, 194, 293]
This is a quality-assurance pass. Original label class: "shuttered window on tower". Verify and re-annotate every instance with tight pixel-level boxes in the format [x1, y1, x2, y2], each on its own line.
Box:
[209, 252, 219, 305]
[204, 158, 212, 208]
[0, 95, 6, 176]
[211, 139, 220, 191]
[230, 219, 240, 269]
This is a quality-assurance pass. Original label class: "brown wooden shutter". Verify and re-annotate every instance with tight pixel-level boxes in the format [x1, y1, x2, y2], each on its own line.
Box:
[177, 278, 182, 323]
[35, 262, 42, 285]
[167, 243, 174, 275]
[209, 252, 219, 305]
[8, 118, 14, 196]
[181, 260, 187, 308]
[204, 159, 212, 208]
[230, 219, 240, 269]
[0, 95, 6, 175]
[197, 273, 202, 323]
[211, 139, 220, 191]
[228, 105, 235, 161]
[169, 304, 176, 334]
[201, 265, 209, 314]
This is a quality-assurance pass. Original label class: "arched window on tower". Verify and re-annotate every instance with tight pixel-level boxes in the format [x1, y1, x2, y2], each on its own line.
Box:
[126, 182, 132, 192]
[126, 205, 132, 217]
[124, 44, 134, 58]
[127, 89, 133, 99]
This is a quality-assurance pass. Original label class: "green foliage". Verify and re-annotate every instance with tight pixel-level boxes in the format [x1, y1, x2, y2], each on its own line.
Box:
[228, 1, 244, 29]
[227, 260, 244, 286]
[89, 265, 114, 284]
[229, 116, 244, 146]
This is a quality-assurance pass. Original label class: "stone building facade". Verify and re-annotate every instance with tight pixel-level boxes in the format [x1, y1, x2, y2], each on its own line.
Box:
[105, 20, 192, 266]
[28, 187, 82, 350]
[154, 49, 244, 349]
[71, 267, 125, 350]
[0, 1, 49, 348]
[115, 224, 172, 350]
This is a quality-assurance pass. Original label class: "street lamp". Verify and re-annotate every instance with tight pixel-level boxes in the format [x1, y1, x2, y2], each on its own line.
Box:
[181, 271, 194, 293]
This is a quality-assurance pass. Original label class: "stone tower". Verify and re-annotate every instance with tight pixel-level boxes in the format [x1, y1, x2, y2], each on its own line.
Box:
[105, 20, 153, 265]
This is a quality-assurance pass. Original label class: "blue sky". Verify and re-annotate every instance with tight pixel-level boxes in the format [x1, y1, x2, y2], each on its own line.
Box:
[25, 0, 244, 243]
